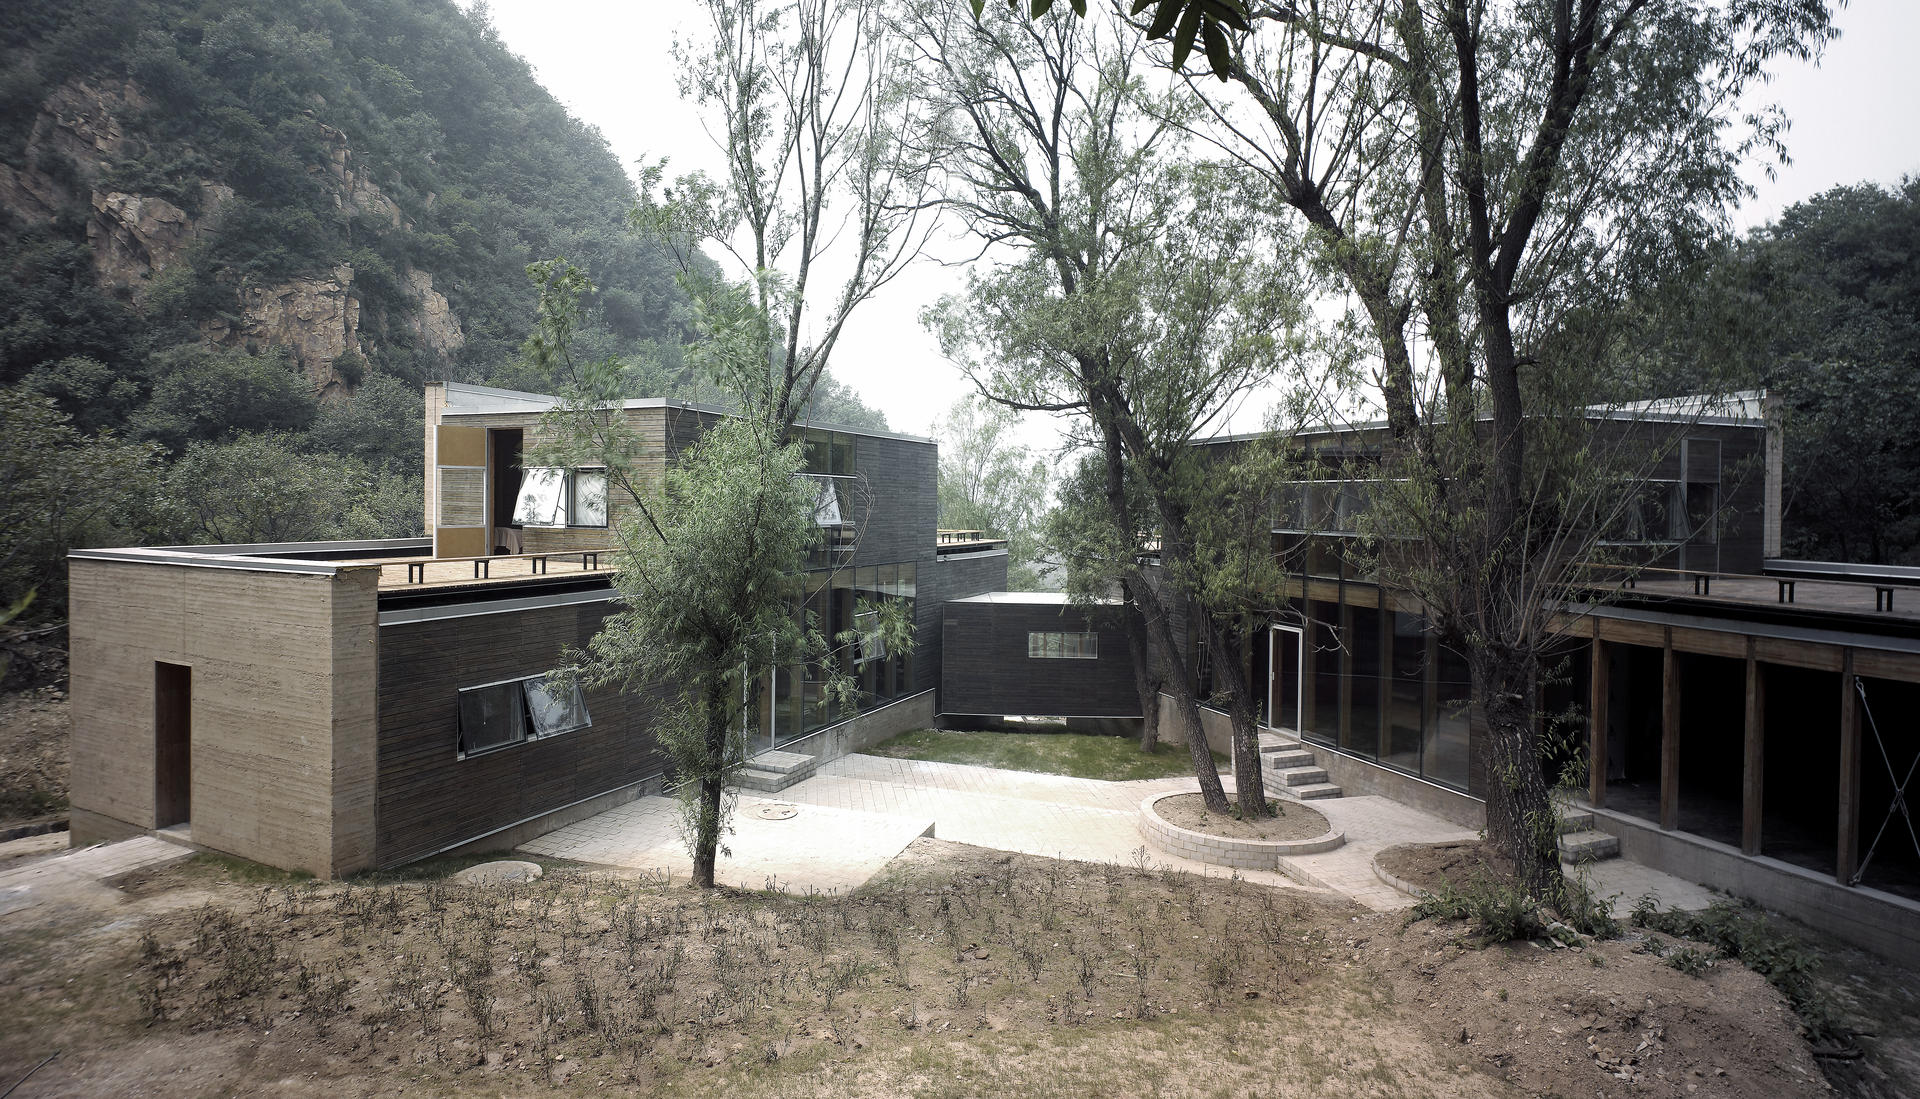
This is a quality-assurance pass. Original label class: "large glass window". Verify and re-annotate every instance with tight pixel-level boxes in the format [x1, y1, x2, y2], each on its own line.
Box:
[1386, 611, 1426, 772]
[1427, 643, 1473, 790]
[1346, 603, 1383, 757]
[514, 467, 606, 528]
[1307, 600, 1343, 746]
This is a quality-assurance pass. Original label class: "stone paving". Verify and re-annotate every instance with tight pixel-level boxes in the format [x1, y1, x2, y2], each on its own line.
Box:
[0, 835, 193, 916]
[519, 753, 1728, 914]
[517, 793, 936, 895]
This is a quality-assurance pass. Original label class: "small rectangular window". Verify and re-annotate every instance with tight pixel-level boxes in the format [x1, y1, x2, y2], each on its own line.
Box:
[569, 469, 608, 527]
[458, 674, 592, 757]
[524, 676, 591, 736]
[1028, 631, 1097, 659]
[458, 682, 528, 755]
[513, 467, 567, 527]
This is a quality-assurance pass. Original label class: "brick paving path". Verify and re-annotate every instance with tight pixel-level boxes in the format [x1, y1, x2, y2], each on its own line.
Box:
[518, 793, 936, 895]
[521, 754, 1725, 913]
[0, 836, 192, 916]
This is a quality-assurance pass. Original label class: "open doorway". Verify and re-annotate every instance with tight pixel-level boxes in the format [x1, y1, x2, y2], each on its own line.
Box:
[155, 662, 191, 828]
[489, 428, 524, 553]
[1267, 624, 1302, 733]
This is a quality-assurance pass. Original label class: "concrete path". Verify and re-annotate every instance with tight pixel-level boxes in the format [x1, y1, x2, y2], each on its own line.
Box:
[517, 793, 936, 895]
[0, 835, 193, 917]
[520, 754, 1726, 914]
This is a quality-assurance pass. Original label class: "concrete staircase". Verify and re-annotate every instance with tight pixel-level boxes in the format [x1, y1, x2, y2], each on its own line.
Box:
[1256, 731, 1344, 800]
[1555, 802, 1621, 863]
[736, 749, 821, 794]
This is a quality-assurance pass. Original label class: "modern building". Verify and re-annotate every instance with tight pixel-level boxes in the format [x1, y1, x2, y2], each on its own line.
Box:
[66, 382, 1010, 876]
[1175, 394, 1920, 962]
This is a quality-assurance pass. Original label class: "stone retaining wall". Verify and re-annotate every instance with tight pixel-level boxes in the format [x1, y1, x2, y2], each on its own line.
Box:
[1137, 782, 1343, 871]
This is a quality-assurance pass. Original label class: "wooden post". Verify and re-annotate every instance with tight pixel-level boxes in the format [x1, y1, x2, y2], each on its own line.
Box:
[1838, 649, 1861, 885]
[1589, 633, 1608, 809]
[1742, 639, 1764, 856]
[1661, 628, 1680, 831]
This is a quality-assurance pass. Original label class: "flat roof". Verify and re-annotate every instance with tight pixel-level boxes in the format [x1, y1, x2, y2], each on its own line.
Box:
[1194, 390, 1767, 448]
[437, 381, 934, 445]
[950, 591, 1115, 605]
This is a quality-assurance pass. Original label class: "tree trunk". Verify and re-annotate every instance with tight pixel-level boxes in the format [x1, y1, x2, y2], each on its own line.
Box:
[1123, 594, 1163, 752]
[1211, 622, 1272, 818]
[691, 775, 723, 889]
[1470, 647, 1561, 899]
[690, 688, 730, 890]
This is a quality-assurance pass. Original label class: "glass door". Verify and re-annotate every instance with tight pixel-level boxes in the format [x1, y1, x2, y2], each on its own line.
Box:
[1267, 625, 1303, 733]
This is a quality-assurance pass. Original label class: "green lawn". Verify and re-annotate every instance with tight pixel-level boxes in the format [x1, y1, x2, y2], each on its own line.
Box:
[863, 727, 1227, 782]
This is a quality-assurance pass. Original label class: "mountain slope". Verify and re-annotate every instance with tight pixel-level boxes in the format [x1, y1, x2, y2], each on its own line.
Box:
[0, 0, 691, 395]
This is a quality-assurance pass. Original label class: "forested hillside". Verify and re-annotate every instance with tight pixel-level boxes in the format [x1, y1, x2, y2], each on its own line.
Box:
[0, 0, 886, 640]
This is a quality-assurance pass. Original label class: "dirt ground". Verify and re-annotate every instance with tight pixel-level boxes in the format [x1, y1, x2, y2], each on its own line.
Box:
[0, 836, 1866, 1099]
[1377, 839, 1509, 890]
[1157, 794, 1331, 841]
[0, 685, 70, 827]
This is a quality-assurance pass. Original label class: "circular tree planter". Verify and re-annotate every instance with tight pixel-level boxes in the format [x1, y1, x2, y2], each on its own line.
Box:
[1138, 780, 1344, 870]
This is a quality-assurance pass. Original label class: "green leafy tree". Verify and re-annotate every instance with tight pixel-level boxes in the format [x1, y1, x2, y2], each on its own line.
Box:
[1158, 0, 1839, 895]
[534, 0, 927, 890]
[0, 388, 159, 615]
[134, 347, 316, 453]
[157, 432, 413, 545]
[1754, 181, 1920, 563]
[932, 397, 1050, 589]
[910, 3, 1303, 812]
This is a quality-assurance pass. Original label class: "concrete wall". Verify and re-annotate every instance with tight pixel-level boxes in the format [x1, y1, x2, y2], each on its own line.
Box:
[68, 556, 380, 877]
[1592, 806, 1920, 968]
[1155, 695, 1488, 828]
[785, 690, 936, 762]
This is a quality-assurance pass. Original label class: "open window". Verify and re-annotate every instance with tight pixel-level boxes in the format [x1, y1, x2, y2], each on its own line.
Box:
[457, 674, 592, 757]
[513, 467, 608, 528]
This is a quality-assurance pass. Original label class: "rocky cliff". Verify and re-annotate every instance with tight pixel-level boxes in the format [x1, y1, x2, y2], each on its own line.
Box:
[0, 78, 463, 396]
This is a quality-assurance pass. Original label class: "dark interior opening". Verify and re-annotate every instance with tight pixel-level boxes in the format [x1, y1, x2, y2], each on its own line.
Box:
[1854, 676, 1920, 902]
[1606, 643, 1665, 823]
[1762, 664, 1840, 877]
[154, 661, 191, 828]
[1539, 639, 1591, 791]
[490, 428, 524, 552]
[1676, 652, 1746, 847]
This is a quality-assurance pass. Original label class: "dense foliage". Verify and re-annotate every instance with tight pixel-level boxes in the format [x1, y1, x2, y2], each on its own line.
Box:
[0, 0, 889, 633]
[1755, 181, 1920, 564]
[1, 0, 694, 386]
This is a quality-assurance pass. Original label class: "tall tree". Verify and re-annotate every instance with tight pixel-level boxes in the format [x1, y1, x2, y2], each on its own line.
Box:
[535, 0, 929, 888]
[1151, 0, 1840, 894]
[910, 2, 1304, 812]
[932, 396, 1052, 589]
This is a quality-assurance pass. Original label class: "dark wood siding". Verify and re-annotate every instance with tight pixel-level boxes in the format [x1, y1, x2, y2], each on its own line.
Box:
[940, 600, 1140, 718]
[919, 552, 1009, 694]
[374, 600, 670, 866]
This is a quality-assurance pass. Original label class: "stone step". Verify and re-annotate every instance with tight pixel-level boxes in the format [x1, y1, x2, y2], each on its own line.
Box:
[751, 750, 817, 775]
[1274, 766, 1329, 787]
[1557, 808, 1594, 834]
[1257, 732, 1302, 754]
[1265, 749, 1317, 770]
[1557, 829, 1620, 863]
[1285, 782, 1344, 800]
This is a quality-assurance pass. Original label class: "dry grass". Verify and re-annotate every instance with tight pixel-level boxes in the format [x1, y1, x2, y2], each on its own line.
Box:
[0, 838, 1844, 1098]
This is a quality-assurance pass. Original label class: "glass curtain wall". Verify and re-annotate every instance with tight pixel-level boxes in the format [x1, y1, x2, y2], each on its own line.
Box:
[765, 561, 917, 747]
[1295, 591, 1474, 792]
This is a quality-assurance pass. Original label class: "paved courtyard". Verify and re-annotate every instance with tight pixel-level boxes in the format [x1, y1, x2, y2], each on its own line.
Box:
[515, 752, 1725, 912]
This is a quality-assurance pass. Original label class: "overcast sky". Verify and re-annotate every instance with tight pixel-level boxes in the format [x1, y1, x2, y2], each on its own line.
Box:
[474, 0, 1920, 449]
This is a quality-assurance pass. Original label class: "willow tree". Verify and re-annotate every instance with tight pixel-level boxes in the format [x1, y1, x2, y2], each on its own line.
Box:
[536, 0, 930, 888]
[1126, 0, 1843, 896]
[908, 2, 1307, 814]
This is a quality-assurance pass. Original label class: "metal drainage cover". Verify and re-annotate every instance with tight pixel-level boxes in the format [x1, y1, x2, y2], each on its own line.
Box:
[749, 803, 799, 821]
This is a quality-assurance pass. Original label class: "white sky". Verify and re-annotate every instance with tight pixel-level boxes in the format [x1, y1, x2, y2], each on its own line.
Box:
[475, 0, 1920, 451]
